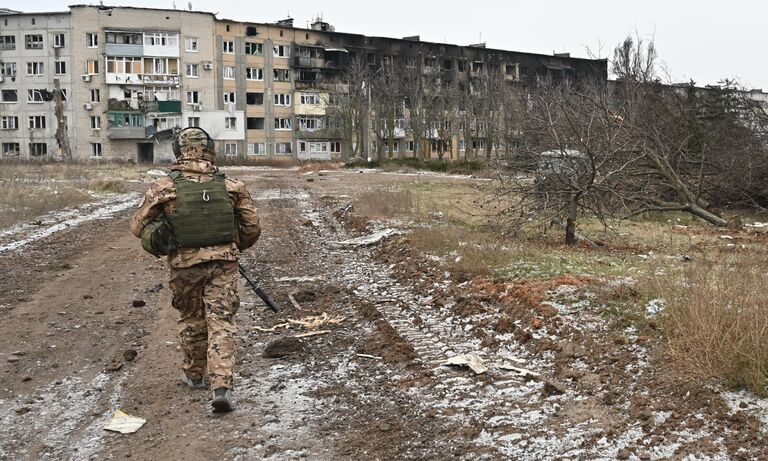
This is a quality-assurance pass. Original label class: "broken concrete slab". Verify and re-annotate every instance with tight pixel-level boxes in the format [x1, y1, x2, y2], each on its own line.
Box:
[443, 354, 488, 374]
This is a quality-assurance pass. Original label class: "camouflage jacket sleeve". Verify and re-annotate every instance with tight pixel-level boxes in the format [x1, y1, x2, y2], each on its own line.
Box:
[129, 177, 176, 238]
[227, 178, 261, 250]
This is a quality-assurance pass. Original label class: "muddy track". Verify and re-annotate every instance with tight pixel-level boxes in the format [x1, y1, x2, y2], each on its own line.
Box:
[0, 168, 766, 461]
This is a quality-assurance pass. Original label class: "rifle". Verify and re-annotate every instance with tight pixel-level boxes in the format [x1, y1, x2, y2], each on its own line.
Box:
[238, 263, 280, 313]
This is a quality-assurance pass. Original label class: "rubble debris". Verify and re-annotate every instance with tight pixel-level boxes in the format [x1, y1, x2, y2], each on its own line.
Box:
[287, 312, 345, 330]
[443, 354, 488, 374]
[333, 228, 397, 246]
[288, 291, 304, 311]
[356, 353, 383, 360]
[15, 407, 31, 415]
[254, 323, 291, 333]
[131, 300, 146, 308]
[498, 363, 540, 379]
[263, 337, 307, 358]
[103, 409, 146, 434]
[294, 330, 331, 338]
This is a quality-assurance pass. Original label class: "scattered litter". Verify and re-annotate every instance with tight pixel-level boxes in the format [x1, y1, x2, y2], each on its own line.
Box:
[333, 228, 397, 246]
[144, 169, 167, 177]
[747, 222, 768, 229]
[255, 312, 345, 334]
[287, 312, 345, 330]
[103, 409, 146, 434]
[498, 363, 540, 378]
[274, 276, 322, 283]
[294, 330, 331, 338]
[254, 323, 291, 333]
[720, 235, 734, 240]
[288, 291, 304, 311]
[443, 354, 488, 374]
[356, 353, 383, 360]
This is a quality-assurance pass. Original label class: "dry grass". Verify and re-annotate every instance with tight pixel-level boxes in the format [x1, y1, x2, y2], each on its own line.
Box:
[354, 189, 417, 218]
[652, 250, 768, 395]
[409, 224, 513, 277]
[0, 160, 140, 229]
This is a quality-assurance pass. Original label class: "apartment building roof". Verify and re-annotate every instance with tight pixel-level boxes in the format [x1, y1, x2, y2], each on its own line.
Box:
[67, 4, 216, 17]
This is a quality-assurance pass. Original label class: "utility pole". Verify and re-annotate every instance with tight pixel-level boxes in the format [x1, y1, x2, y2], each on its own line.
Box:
[53, 78, 73, 161]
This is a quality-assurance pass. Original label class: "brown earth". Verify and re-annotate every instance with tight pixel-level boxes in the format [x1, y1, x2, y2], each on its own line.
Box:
[0, 167, 765, 461]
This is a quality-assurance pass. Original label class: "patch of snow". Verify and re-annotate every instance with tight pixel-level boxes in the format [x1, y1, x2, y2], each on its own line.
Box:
[0, 192, 139, 254]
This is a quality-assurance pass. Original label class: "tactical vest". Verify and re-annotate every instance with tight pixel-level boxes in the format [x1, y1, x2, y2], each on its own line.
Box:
[168, 170, 236, 248]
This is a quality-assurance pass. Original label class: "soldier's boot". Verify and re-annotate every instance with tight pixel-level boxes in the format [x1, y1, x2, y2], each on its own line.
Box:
[211, 388, 233, 413]
[180, 371, 206, 389]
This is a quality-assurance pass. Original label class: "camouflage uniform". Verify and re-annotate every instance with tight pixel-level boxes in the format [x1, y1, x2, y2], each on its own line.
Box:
[130, 140, 261, 390]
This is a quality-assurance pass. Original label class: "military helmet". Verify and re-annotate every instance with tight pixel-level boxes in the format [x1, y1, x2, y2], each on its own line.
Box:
[172, 127, 215, 157]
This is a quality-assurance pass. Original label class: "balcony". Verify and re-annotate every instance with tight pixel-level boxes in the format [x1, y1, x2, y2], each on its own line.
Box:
[294, 56, 338, 69]
[106, 43, 143, 57]
[142, 74, 180, 86]
[108, 98, 141, 111]
[106, 72, 142, 85]
[106, 126, 147, 139]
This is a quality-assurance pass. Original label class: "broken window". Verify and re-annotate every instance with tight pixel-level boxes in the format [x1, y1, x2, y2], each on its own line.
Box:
[2, 142, 20, 155]
[300, 92, 320, 105]
[245, 42, 262, 55]
[223, 91, 236, 104]
[275, 142, 292, 154]
[298, 70, 317, 82]
[27, 89, 48, 103]
[472, 61, 483, 73]
[185, 91, 199, 104]
[273, 69, 290, 82]
[91, 143, 102, 157]
[1, 62, 16, 76]
[273, 45, 290, 58]
[245, 92, 264, 105]
[274, 117, 292, 130]
[222, 41, 234, 54]
[247, 142, 266, 155]
[297, 116, 323, 131]
[246, 67, 263, 80]
[29, 143, 47, 156]
[246, 117, 264, 129]
[55, 61, 66, 75]
[25, 34, 43, 49]
[0, 35, 16, 50]
[53, 33, 65, 48]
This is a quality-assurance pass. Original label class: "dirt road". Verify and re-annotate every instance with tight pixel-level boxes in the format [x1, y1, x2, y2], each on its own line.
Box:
[1, 168, 766, 461]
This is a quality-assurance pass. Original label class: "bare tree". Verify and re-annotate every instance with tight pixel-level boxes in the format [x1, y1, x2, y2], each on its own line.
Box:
[326, 57, 371, 161]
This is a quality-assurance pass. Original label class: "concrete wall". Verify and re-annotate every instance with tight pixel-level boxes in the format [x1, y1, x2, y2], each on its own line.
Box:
[69, 6, 216, 161]
[0, 12, 75, 159]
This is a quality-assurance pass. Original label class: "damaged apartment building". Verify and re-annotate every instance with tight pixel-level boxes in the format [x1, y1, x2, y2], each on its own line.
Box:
[0, 5, 607, 162]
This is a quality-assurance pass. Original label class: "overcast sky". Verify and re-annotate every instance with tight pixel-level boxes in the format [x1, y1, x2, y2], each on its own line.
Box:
[11, 0, 768, 90]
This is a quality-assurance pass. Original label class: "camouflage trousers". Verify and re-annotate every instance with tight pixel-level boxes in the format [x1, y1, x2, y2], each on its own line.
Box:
[169, 260, 239, 390]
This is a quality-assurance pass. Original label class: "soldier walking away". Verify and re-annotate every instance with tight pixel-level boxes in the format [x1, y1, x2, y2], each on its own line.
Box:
[130, 127, 261, 413]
